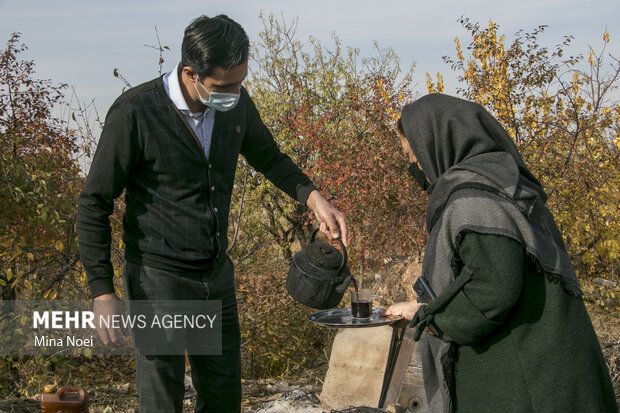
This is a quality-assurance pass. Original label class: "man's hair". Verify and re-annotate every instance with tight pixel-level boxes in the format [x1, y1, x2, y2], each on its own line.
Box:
[181, 15, 249, 78]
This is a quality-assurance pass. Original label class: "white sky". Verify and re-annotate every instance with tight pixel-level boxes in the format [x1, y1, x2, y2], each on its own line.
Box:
[1, 0, 619, 121]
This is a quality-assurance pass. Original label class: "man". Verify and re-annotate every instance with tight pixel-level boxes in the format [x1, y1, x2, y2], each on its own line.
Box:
[77, 15, 347, 413]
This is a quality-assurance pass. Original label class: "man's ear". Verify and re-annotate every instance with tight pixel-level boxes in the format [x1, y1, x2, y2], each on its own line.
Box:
[182, 66, 198, 80]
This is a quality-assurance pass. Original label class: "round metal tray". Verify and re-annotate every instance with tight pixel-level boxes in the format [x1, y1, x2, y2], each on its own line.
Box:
[307, 307, 402, 328]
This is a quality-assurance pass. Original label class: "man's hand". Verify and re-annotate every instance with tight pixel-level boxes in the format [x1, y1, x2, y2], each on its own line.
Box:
[92, 293, 129, 346]
[306, 190, 348, 246]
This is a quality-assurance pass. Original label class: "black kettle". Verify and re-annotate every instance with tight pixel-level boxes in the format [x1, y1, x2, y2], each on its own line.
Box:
[286, 229, 351, 309]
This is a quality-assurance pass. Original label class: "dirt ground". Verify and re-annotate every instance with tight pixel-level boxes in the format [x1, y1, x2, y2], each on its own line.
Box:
[0, 376, 324, 413]
[1, 353, 618, 413]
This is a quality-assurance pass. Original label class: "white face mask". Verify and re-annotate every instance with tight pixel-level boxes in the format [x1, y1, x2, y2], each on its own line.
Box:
[194, 80, 240, 112]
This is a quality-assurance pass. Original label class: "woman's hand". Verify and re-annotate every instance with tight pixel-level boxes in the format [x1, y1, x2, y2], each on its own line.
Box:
[381, 300, 425, 321]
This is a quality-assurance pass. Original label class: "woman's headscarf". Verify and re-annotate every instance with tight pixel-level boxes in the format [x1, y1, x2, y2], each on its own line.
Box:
[400, 93, 547, 232]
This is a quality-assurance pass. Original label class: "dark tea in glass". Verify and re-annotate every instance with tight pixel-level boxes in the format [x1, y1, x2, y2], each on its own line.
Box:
[350, 289, 372, 318]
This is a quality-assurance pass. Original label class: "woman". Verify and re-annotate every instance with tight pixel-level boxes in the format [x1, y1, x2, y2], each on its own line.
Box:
[383, 94, 616, 412]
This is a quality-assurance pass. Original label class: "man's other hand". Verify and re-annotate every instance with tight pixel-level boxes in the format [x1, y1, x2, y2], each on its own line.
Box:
[92, 292, 129, 346]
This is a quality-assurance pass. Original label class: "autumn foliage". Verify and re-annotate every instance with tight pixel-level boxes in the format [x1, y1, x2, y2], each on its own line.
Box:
[0, 33, 99, 396]
[0, 33, 86, 303]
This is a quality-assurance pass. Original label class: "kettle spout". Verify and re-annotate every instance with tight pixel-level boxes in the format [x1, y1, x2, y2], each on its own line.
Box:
[335, 274, 352, 294]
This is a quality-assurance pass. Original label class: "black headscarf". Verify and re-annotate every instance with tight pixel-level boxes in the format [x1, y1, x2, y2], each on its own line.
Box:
[400, 93, 548, 233]
[400, 93, 541, 189]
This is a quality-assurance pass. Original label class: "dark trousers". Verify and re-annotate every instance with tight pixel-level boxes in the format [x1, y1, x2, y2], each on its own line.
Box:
[123, 258, 241, 413]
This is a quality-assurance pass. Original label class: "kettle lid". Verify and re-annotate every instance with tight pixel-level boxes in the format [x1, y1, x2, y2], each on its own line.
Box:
[301, 229, 348, 271]
[306, 242, 343, 268]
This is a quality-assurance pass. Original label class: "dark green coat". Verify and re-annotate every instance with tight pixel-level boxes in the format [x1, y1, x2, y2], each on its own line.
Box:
[431, 232, 617, 412]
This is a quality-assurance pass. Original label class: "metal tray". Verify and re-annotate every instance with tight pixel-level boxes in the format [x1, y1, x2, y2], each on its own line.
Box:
[307, 308, 402, 328]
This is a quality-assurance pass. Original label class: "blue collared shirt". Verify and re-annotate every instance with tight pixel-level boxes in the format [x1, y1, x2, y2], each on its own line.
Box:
[162, 63, 215, 159]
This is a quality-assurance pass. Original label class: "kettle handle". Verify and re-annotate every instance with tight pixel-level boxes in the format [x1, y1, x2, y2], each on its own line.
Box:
[310, 228, 348, 272]
[57, 386, 87, 401]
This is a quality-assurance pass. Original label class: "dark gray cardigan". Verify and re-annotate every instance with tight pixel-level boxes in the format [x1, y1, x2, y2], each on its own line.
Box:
[77, 77, 315, 297]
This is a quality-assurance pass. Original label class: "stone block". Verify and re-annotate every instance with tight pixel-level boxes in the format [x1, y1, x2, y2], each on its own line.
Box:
[319, 325, 393, 409]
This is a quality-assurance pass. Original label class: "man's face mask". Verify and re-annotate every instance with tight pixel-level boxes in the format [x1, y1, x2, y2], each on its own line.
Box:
[194, 80, 240, 112]
[408, 162, 430, 192]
